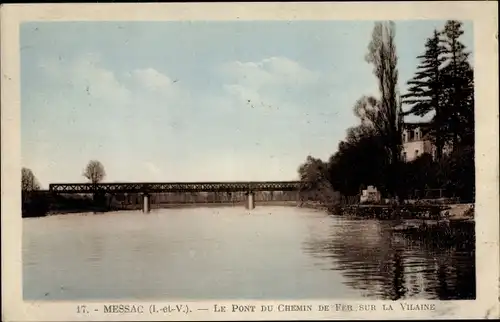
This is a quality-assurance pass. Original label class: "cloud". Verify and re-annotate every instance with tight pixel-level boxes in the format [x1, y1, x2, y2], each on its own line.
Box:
[23, 54, 190, 186]
[212, 57, 329, 120]
[39, 54, 186, 111]
[130, 68, 174, 91]
[23, 54, 343, 186]
[222, 84, 262, 105]
[124, 68, 186, 106]
[219, 57, 320, 88]
[143, 161, 163, 178]
[40, 53, 132, 106]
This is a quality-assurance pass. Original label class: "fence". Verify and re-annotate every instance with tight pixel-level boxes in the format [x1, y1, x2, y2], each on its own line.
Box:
[340, 195, 360, 205]
[410, 189, 462, 204]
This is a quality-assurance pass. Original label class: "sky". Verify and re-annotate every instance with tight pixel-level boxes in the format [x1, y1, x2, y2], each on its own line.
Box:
[20, 20, 473, 188]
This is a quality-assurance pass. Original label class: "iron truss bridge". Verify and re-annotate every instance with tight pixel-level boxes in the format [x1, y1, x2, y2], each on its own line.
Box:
[48, 181, 310, 194]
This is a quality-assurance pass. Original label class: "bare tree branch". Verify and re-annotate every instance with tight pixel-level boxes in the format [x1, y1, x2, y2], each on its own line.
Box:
[83, 160, 106, 184]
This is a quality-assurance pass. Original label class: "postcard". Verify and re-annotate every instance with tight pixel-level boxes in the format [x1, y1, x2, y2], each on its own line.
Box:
[1, 2, 499, 321]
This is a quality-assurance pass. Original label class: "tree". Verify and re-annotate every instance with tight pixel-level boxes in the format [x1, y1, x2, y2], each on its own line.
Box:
[440, 20, 474, 148]
[434, 145, 475, 202]
[298, 156, 328, 183]
[402, 21, 474, 153]
[400, 153, 437, 199]
[345, 115, 378, 145]
[83, 160, 106, 184]
[356, 21, 403, 199]
[402, 30, 445, 117]
[327, 133, 388, 196]
[297, 156, 337, 203]
[402, 29, 448, 158]
[21, 167, 40, 191]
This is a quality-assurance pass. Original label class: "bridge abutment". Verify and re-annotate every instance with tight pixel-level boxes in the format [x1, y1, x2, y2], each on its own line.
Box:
[245, 191, 255, 210]
[142, 193, 151, 213]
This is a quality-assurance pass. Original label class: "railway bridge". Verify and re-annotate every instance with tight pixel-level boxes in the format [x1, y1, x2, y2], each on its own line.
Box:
[48, 181, 309, 212]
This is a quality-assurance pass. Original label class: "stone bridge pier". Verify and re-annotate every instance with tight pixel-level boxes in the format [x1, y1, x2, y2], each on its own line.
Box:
[142, 193, 151, 213]
[245, 191, 255, 210]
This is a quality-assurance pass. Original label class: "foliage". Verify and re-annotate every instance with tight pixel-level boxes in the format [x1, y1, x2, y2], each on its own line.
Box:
[21, 167, 47, 217]
[435, 144, 475, 201]
[400, 153, 439, 199]
[297, 20, 474, 205]
[399, 145, 474, 202]
[297, 156, 338, 202]
[83, 160, 106, 184]
[22, 192, 50, 217]
[21, 167, 40, 191]
[402, 21, 474, 157]
[402, 30, 445, 117]
[327, 132, 388, 196]
[298, 156, 328, 183]
[297, 21, 404, 201]
[355, 21, 404, 197]
[364, 22, 403, 154]
[440, 20, 475, 147]
[402, 30, 448, 158]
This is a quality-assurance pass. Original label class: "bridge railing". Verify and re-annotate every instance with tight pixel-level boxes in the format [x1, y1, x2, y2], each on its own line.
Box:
[49, 181, 311, 194]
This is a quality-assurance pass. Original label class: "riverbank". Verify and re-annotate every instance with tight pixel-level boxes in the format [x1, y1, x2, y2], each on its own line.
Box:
[297, 201, 338, 212]
[440, 203, 474, 220]
[293, 201, 475, 220]
[392, 217, 475, 247]
[297, 201, 475, 244]
[334, 203, 474, 221]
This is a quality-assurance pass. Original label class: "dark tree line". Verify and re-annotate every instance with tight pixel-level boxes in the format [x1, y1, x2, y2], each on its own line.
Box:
[299, 20, 474, 203]
[21, 167, 48, 217]
[22, 160, 108, 217]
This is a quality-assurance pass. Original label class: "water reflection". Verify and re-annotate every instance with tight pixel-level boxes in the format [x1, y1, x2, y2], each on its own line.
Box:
[303, 217, 475, 300]
[23, 208, 475, 300]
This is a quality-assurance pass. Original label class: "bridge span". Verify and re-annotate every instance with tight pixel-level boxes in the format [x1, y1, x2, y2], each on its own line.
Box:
[48, 181, 309, 212]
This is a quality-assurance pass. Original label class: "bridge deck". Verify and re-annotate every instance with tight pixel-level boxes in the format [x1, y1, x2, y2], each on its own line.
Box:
[49, 181, 307, 194]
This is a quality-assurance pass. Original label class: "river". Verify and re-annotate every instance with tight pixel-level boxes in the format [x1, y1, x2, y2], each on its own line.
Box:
[23, 206, 475, 301]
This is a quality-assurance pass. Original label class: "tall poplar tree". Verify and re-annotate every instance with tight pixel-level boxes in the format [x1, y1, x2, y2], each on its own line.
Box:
[354, 21, 403, 200]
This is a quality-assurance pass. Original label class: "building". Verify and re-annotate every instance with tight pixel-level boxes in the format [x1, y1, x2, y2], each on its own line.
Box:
[401, 122, 452, 162]
[401, 122, 433, 162]
[360, 185, 382, 204]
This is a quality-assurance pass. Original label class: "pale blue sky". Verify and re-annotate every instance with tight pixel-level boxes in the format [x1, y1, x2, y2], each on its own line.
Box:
[21, 20, 473, 187]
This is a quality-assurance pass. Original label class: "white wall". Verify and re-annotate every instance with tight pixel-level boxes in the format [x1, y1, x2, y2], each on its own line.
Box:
[403, 140, 425, 162]
[402, 125, 436, 162]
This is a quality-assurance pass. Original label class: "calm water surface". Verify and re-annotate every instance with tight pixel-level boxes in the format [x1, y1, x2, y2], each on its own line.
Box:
[23, 206, 475, 300]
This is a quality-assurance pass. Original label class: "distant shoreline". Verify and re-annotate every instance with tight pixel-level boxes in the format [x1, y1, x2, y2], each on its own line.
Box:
[24, 201, 302, 217]
[23, 199, 474, 221]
